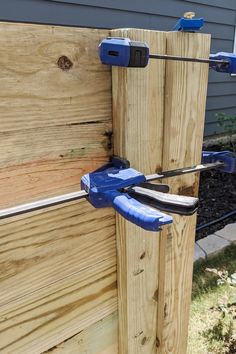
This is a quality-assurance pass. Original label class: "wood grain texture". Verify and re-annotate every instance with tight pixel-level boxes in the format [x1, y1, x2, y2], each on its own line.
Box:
[0, 201, 117, 353]
[156, 32, 211, 354]
[0, 22, 116, 353]
[112, 28, 166, 354]
[44, 312, 118, 354]
[0, 22, 111, 132]
[0, 157, 107, 209]
[0, 22, 112, 207]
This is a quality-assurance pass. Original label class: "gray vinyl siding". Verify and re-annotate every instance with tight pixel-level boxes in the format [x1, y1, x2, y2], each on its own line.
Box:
[0, 0, 235, 136]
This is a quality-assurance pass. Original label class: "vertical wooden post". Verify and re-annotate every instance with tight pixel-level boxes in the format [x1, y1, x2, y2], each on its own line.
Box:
[156, 32, 211, 354]
[112, 29, 166, 354]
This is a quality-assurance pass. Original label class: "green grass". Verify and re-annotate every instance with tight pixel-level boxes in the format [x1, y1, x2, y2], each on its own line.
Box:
[188, 245, 236, 354]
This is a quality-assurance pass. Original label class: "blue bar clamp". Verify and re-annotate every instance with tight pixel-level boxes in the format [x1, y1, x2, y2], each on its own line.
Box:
[81, 157, 172, 231]
[202, 151, 236, 174]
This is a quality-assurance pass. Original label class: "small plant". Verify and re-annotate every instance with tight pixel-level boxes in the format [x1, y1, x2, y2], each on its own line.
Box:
[216, 112, 236, 152]
[206, 268, 236, 287]
[201, 267, 236, 353]
[202, 315, 233, 353]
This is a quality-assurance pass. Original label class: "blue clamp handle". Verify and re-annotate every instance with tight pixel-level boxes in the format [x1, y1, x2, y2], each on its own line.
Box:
[81, 159, 173, 231]
[202, 151, 236, 173]
[209, 52, 236, 74]
[107, 190, 172, 231]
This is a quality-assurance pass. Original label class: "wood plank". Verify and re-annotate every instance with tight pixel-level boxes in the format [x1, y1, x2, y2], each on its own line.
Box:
[0, 123, 111, 168]
[112, 28, 166, 354]
[0, 22, 112, 207]
[0, 22, 111, 132]
[0, 157, 107, 209]
[0, 21, 116, 354]
[0, 201, 117, 353]
[156, 32, 211, 354]
[44, 312, 118, 354]
[0, 121, 112, 207]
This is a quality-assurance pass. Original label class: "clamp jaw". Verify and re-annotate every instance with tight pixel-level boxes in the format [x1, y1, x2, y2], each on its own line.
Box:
[81, 157, 198, 232]
[99, 37, 149, 68]
[202, 151, 236, 173]
[173, 14, 204, 32]
[209, 52, 236, 74]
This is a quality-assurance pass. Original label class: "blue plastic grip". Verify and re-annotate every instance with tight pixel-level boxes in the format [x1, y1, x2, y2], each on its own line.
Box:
[202, 151, 236, 173]
[209, 52, 236, 74]
[173, 17, 204, 32]
[99, 37, 131, 67]
[107, 191, 173, 231]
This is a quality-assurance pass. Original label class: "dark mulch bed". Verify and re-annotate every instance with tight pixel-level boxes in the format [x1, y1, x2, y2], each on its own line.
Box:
[196, 144, 236, 241]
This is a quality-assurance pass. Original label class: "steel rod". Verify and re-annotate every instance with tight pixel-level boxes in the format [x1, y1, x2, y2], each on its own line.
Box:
[145, 161, 224, 182]
[0, 190, 88, 220]
[149, 53, 229, 65]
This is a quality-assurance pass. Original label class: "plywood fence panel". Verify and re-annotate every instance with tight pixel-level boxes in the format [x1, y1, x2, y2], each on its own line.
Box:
[156, 32, 211, 354]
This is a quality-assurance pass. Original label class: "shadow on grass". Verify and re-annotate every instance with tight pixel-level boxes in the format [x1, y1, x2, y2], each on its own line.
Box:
[192, 244, 236, 300]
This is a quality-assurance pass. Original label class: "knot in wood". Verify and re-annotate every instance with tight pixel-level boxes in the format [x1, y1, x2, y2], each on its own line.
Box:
[57, 56, 73, 71]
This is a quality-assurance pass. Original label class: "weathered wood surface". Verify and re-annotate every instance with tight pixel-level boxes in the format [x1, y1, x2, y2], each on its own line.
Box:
[0, 22, 117, 353]
[156, 32, 211, 354]
[112, 28, 166, 354]
[44, 312, 118, 354]
[0, 22, 112, 208]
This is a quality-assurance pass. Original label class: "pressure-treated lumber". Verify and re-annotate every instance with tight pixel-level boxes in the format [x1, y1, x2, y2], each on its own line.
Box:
[0, 22, 117, 353]
[156, 32, 211, 354]
[112, 28, 166, 354]
[0, 21, 211, 354]
[44, 312, 118, 354]
[0, 22, 111, 208]
[0, 201, 117, 354]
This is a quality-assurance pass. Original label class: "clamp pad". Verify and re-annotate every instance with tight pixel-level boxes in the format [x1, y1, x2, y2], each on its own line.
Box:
[209, 52, 236, 74]
[99, 37, 149, 68]
[202, 151, 236, 173]
[173, 17, 204, 32]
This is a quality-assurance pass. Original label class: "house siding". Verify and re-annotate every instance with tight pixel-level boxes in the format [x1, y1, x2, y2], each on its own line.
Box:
[0, 0, 235, 136]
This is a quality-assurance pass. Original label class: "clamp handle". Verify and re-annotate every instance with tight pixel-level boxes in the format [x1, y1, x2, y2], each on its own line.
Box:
[107, 191, 173, 231]
[128, 187, 199, 215]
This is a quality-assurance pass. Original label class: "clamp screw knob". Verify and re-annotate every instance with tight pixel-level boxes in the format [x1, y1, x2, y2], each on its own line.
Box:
[183, 12, 195, 19]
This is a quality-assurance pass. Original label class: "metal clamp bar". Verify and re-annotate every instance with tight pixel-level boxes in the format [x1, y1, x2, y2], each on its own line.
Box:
[145, 161, 224, 182]
[149, 54, 229, 65]
[0, 190, 88, 220]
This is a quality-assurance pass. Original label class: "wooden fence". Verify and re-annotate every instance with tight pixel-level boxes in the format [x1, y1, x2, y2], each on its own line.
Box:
[0, 22, 210, 354]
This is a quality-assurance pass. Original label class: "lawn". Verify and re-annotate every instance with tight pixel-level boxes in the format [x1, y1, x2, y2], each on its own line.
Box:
[188, 245, 236, 354]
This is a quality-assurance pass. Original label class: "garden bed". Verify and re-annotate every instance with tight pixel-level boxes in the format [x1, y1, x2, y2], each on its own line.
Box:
[196, 143, 236, 241]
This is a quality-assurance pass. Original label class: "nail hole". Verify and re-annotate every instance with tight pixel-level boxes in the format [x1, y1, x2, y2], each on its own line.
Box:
[152, 289, 158, 302]
[141, 336, 147, 345]
[133, 269, 144, 276]
[140, 251, 146, 259]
